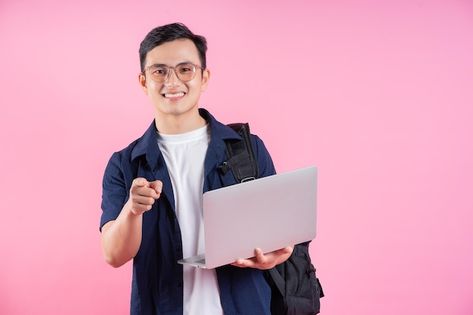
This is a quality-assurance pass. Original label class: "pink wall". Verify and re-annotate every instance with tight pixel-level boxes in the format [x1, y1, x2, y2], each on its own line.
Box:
[1, 0, 472, 314]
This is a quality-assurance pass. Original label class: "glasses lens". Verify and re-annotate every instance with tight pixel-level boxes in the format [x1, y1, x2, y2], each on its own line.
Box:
[148, 66, 168, 82]
[176, 63, 196, 82]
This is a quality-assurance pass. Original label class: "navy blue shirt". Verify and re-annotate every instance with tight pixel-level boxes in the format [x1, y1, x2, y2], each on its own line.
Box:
[101, 108, 277, 315]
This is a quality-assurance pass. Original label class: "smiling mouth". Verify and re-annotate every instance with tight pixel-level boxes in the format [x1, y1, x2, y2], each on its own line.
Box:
[161, 92, 186, 98]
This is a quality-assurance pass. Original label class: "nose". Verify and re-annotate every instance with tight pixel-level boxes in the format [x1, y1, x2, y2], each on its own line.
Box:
[164, 68, 180, 87]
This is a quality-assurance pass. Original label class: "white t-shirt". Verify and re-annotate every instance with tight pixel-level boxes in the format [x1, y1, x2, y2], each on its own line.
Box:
[157, 124, 223, 315]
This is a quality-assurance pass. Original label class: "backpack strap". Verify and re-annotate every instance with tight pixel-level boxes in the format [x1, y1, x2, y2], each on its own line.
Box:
[268, 266, 286, 297]
[218, 123, 259, 183]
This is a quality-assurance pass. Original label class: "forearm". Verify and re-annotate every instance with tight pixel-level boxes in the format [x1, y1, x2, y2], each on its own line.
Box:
[101, 200, 143, 268]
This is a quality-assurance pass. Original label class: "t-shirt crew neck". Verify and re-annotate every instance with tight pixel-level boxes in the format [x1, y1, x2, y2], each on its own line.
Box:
[157, 124, 209, 144]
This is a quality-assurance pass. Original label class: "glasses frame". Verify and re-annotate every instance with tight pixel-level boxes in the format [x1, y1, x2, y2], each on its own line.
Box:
[141, 62, 204, 83]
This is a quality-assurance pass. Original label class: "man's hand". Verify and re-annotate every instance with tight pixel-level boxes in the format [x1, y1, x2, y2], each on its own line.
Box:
[231, 246, 293, 270]
[129, 178, 162, 216]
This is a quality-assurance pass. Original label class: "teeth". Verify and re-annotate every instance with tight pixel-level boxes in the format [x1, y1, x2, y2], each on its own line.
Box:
[164, 92, 185, 98]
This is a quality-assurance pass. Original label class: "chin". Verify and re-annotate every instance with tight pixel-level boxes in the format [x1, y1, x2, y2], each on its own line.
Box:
[155, 101, 198, 117]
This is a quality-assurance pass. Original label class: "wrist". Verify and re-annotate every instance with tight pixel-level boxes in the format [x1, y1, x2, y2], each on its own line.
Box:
[124, 199, 142, 218]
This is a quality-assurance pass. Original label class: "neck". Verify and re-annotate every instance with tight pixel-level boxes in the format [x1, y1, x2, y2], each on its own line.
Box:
[154, 107, 206, 134]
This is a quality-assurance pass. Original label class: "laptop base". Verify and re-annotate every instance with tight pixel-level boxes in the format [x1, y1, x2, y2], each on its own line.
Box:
[178, 254, 208, 269]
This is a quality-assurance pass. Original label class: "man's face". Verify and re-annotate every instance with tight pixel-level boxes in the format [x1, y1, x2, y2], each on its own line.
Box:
[139, 39, 210, 119]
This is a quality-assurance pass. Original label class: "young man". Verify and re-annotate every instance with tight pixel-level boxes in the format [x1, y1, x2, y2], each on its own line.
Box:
[100, 23, 293, 315]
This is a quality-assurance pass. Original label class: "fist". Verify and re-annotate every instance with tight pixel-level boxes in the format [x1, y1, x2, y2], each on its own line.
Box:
[129, 177, 162, 216]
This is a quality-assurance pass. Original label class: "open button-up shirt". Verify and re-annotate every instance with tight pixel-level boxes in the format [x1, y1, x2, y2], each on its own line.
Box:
[100, 108, 276, 315]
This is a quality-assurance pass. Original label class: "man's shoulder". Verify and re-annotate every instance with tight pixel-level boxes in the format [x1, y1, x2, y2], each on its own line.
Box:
[112, 138, 141, 158]
[106, 137, 139, 164]
[108, 120, 156, 162]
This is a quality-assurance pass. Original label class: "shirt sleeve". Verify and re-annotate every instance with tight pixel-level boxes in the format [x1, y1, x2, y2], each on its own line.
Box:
[252, 135, 277, 178]
[100, 152, 128, 231]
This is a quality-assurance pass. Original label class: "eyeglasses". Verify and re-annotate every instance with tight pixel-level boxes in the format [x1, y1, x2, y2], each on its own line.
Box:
[142, 62, 203, 83]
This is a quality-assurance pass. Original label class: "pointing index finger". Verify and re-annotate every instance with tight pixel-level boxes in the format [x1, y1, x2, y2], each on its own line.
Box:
[149, 180, 163, 198]
[149, 180, 163, 193]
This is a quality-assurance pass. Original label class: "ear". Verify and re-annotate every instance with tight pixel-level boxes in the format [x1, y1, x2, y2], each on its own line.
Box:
[200, 68, 210, 92]
[138, 73, 148, 94]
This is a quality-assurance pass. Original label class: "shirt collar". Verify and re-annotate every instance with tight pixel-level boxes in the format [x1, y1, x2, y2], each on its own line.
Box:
[130, 108, 242, 169]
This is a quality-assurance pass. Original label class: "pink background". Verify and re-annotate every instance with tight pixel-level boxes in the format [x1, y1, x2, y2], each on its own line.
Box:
[1, 0, 472, 314]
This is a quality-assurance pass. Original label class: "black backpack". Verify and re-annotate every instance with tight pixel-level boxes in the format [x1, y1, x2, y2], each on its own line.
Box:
[218, 123, 324, 315]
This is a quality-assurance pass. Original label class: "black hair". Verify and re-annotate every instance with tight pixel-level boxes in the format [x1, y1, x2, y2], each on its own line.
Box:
[139, 22, 207, 72]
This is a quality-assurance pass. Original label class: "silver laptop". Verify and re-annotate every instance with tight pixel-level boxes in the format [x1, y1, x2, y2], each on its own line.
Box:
[178, 166, 317, 269]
